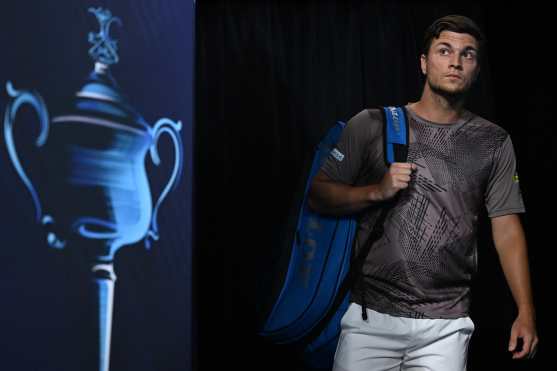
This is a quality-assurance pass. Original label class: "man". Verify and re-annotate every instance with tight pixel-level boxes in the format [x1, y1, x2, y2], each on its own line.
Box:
[309, 15, 538, 371]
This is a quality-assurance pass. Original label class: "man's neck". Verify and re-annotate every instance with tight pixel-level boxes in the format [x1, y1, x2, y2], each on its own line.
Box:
[409, 87, 466, 124]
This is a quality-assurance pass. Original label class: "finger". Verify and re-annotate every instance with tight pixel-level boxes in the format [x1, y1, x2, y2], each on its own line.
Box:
[391, 162, 415, 170]
[529, 341, 539, 358]
[513, 347, 529, 359]
[508, 333, 517, 352]
[532, 338, 539, 353]
[521, 337, 535, 359]
[390, 167, 412, 176]
[513, 336, 532, 359]
[394, 175, 411, 183]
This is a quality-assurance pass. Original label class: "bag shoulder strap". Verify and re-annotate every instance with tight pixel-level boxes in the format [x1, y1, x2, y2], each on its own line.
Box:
[355, 106, 409, 320]
[382, 106, 409, 164]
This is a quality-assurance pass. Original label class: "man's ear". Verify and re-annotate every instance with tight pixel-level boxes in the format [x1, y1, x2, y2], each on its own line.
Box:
[420, 54, 427, 76]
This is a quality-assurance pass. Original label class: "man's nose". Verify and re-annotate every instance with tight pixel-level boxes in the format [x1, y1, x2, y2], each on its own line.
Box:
[449, 54, 463, 70]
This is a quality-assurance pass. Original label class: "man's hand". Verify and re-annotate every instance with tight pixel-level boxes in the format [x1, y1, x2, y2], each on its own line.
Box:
[491, 214, 538, 361]
[309, 162, 417, 215]
[508, 313, 538, 360]
[378, 162, 417, 201]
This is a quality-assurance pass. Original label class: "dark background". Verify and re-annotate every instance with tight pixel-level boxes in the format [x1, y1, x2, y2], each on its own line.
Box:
[0, 1, 193, 370]
[196, 1, 554, 370]
[0, 1, 553, 370]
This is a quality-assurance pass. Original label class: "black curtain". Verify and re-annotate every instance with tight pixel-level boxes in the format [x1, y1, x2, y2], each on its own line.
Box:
[195, 1, 554, 370]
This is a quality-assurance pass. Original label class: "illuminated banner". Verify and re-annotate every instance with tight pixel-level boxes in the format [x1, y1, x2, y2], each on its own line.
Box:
[0, 2, 194, 371]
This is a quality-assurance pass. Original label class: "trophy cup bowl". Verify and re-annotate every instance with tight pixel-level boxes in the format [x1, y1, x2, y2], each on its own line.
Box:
[4, 73, 183, 260]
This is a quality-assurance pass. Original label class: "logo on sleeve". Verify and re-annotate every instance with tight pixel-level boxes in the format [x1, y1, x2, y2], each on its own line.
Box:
[331, 148, 344, 162]
[512, 172, 520, 183]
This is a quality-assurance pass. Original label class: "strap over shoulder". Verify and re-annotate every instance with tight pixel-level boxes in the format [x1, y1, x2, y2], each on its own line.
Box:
[382, 106, 409, 164]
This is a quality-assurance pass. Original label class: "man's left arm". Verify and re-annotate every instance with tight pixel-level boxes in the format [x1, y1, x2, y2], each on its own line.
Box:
[491, 213, 539, 360]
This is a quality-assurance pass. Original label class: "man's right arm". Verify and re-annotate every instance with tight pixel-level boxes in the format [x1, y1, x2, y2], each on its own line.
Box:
[308, 162, 416, 216]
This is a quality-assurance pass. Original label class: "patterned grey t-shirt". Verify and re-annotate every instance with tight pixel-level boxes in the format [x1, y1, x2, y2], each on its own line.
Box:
[321, 106, 525, 319]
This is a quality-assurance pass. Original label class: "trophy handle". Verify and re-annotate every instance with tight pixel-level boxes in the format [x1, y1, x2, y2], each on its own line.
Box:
[3, 81, 50, 223]
[146, 118, 183, 248]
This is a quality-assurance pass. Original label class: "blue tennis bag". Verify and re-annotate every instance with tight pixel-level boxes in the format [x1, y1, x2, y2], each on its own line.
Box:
[259, 107, 409, 369]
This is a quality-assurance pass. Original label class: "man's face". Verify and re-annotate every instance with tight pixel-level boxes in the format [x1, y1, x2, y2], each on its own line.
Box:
[421, 30, 480, 97]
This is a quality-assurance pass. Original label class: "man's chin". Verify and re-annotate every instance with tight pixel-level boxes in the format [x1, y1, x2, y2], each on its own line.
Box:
[431, 83, 468, 99]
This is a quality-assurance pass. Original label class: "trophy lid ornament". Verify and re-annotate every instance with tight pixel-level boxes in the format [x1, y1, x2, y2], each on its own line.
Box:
[70, 7, 151, 133]
[88, 7, 122, 68]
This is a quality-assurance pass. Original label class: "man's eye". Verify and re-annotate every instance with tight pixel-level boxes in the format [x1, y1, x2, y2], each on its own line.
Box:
[439, 48, 450, 55]
[464, 51, 477, 59]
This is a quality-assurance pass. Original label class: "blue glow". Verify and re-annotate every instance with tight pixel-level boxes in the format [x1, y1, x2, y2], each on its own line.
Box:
[146, 118, 184, 247]
[3, 7, 186, 371]
[4, 87, 184, 258]
[4, 81, 49, 223]
[43, 215, 66, 249]
[92, 263, 116, 371]
[88, 7, 122, 66]
[76, 100, 129, 119]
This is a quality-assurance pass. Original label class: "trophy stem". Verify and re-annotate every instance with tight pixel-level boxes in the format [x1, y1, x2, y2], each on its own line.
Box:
[91, 262, 117, 371]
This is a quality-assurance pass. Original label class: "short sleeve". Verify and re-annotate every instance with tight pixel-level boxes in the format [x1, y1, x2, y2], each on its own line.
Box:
[320, 109, 378, 185]
[485, 135, 525, 217]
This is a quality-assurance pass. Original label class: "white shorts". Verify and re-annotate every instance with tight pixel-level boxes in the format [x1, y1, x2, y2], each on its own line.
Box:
[333, 303, 475, 371]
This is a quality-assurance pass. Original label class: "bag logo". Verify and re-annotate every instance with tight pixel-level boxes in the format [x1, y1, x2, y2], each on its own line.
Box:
[331, 148, 344, 162]
[389, 107, 401, 132]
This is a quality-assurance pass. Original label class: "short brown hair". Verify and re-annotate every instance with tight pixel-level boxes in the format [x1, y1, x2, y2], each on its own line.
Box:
[422, 15, 486, 58]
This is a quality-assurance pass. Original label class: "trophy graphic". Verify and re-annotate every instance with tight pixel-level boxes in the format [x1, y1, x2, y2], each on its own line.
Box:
[3, 7, 183, 371]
